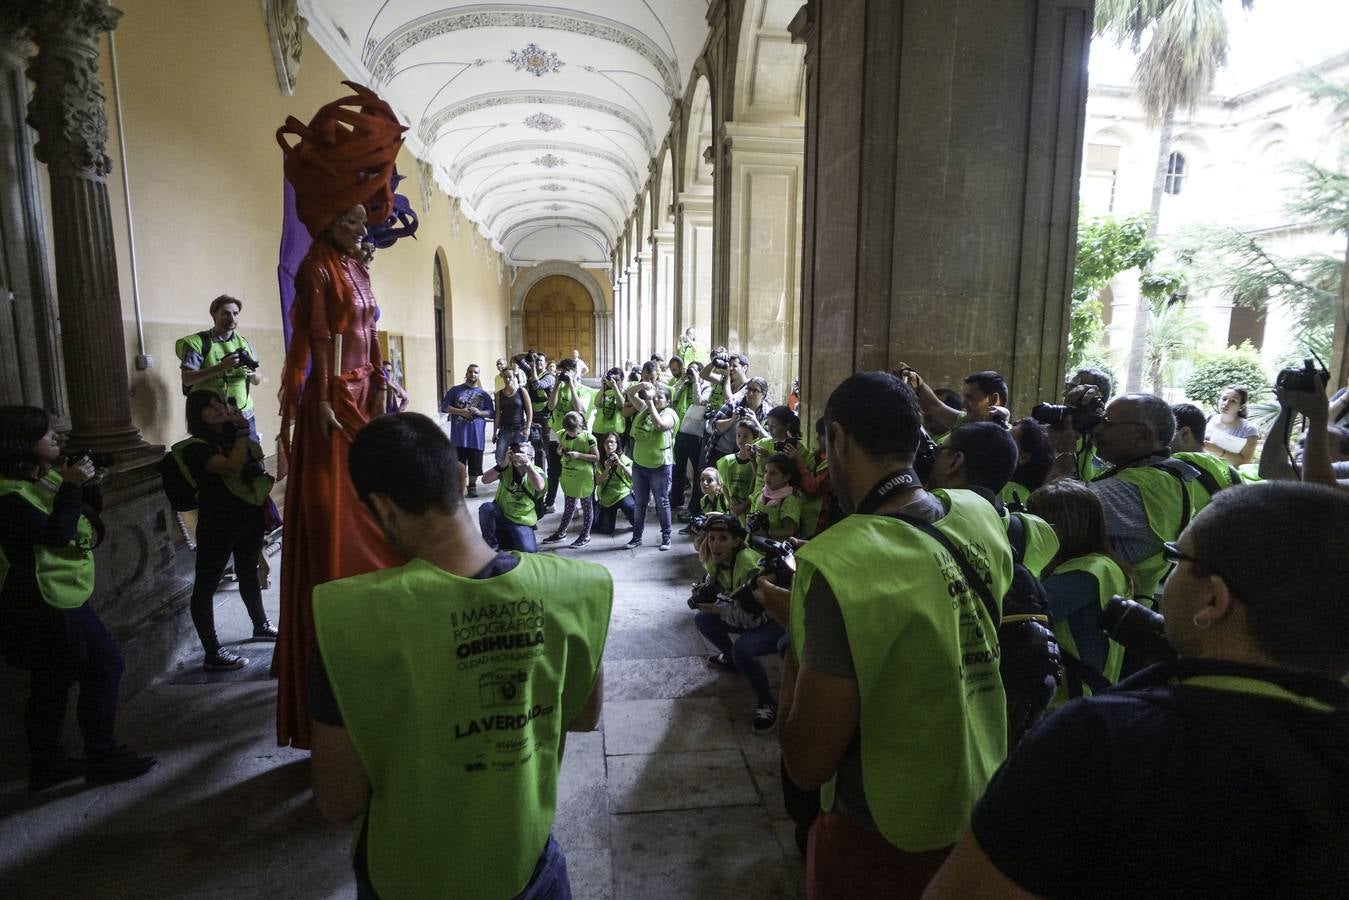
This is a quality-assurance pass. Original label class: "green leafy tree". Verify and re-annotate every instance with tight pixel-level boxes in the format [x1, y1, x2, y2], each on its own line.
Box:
[1094, 0, 1253, 392]
[1069, 214, 1158, 371]
[1183, 343, 1270, 410]
[1145, 301, 1208, 395]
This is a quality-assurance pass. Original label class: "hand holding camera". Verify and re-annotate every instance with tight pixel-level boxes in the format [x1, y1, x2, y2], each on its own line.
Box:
[894, 362, 922, 390]
[1276, 355, 1331, 421]
[58, 455, 96, 486]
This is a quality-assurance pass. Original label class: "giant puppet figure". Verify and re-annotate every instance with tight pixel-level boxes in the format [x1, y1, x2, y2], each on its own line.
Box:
[272, 83, 414, 748]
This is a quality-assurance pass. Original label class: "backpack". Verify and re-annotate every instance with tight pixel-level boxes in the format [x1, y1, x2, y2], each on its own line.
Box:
[897, 511, 1063, 750]
[160, 439, 202, 511]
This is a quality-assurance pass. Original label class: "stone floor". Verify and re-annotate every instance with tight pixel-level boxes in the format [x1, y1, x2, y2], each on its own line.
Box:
[0, 496, 804, 899]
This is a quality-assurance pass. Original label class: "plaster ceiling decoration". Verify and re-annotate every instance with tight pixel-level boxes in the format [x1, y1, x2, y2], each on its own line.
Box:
[303, 1, 710, 266]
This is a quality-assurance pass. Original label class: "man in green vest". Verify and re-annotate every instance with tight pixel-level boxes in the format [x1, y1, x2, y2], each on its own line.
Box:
[1076, 393, 1208, 605]
[309, 413, 610, 899]
[1171, 402, 1245, 498]
[753, 372, 1013, 899]
[177, 295, 262, 441]
[926, 421, 1060, 576]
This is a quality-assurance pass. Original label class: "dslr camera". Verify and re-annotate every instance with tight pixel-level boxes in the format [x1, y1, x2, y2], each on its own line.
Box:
[745, 510, 769, 534]
[728, 535, 797, 618]
[66, 449, 116, 469]
[710, 356, 729, 370]
[232, 350, 260, 371]
[1032, 394, 1105, 434]
[1099, 595, 1177, 668]
[773, 437, 800, 453]
[1276, 354, 1330, 394]
[686, 576, 723, 610]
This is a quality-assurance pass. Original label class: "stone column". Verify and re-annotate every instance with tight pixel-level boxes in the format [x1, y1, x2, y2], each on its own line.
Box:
[723, 124, 804, 399]
[25, 0, 148, 458]
[22, 0, 190, 693]
[796, 0, 1092, 418]
[637, 249, 654, 361]
[677, 194, 715, 340]
[652, 229, 676, 355]
[624, 266, 638, 366]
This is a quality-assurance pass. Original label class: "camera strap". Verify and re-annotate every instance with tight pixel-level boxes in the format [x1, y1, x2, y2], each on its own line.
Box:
[854, 469, 922, 516]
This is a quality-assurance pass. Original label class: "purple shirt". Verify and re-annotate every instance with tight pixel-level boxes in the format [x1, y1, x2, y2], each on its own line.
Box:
[441, 383, 494, 450]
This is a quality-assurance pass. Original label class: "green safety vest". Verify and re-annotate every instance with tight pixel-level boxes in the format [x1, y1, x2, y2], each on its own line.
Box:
[698, 492, 730, 517]
[790, 489, 1012, 851]
[669, 377, 697, 421]
[0, 472, 95, 610]
[1174, 451, 1243, 500]
[631, 409, 673, 468]
[175, 331, 256, 413]
[494, 465, 544, 526]
[313, 554, 612, 900]
[558, 432, 597, 498]
[1048, 553, 1129, 706]
[548, 384, 593, 435]
[597, 454, 634, 507]
[170, 437, 274, 507]
[1003, 509, 1059, 578]
[591, 388, 626, 437]
[716, 453, 756, 520]
[707, 546, 762, 594]
[750, 490, 802, 537]
[1099, 459, 1208, 601]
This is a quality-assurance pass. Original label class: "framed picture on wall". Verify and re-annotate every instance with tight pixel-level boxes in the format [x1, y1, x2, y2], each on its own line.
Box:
[377, 331, 407, 412]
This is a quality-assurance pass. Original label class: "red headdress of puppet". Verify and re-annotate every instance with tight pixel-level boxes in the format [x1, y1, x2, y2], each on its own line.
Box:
[275, 81, 406, 238]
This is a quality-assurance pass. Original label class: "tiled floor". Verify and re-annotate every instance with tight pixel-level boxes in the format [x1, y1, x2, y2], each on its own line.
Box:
[0, 497, 803, 899]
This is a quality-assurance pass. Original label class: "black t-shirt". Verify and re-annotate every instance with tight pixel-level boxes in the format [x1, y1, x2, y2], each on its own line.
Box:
[181, 436, 266, 512]
[972, 660, 1349, 898]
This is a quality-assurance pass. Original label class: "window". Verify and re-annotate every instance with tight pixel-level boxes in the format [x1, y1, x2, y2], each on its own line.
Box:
[1164, 151, 1186, 195]
[1085, 143, 1122, 212]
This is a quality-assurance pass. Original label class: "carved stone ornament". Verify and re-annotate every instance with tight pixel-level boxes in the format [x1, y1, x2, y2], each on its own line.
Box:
[449, 197, 461, 239]
[263, 0, 306, 96]
[25, 0, 123, 178]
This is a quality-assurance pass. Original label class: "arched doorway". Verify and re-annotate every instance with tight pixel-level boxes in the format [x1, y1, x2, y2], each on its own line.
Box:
[433, 252, 449, 400]
[522, 275, 595, 365]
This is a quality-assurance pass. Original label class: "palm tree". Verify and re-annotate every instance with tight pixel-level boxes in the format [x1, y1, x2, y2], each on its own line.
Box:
[1094, 0, 1252, 391]
[1144, 300, 1208, 395]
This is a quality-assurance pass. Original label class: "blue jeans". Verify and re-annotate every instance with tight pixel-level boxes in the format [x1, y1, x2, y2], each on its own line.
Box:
[631, 463, 672, 541]
[27, 603, 125, 770]
[516, 836, 571, 899]
[594, 493, 636, 534]
[478, 501, 538, 553]
[694, 612, 784, 707]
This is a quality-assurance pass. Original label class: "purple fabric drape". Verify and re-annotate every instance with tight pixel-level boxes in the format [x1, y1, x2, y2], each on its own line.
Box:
[278, 178, 313, 351]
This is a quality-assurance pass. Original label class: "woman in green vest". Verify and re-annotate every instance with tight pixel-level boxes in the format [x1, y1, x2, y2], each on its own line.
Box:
[0, 406, 155, 790]
[594, 432, 637, 535]
[628, 382, 678, 550]
[181, 392, 277, 670]
[544, 412, 599, 548]
[1000, 417, 1054, 510]
[1027, 479, 1131, 704]
[591, 368, 629, 439]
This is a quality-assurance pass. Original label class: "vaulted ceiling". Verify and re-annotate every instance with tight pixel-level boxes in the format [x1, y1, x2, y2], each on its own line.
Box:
[305, 1, 711, 267]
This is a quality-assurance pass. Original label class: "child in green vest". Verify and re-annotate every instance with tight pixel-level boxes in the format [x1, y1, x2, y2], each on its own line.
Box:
[545, 412, 599, 548]
[591, 369, 629, 439]
[688, 467, 731, 546]
[593, 432, 637, 536]
[750, 453, 803, 540]
[717, 421, 759, 525]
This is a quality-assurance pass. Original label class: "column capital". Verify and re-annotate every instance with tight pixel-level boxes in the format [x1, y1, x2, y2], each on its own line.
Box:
[25, 0, 123, 178]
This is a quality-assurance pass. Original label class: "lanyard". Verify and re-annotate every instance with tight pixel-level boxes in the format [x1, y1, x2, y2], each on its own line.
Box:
[854, 469, 922, 516]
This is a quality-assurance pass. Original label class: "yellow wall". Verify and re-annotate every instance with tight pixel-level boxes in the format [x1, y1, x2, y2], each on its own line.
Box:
[84, 0, 510, 447]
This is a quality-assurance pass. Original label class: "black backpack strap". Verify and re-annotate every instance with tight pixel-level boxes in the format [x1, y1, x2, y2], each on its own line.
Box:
[1190, 465, 1223, 498]
[893, 514, 1000, 627]
[1060, 648, 1114, 697]
[1006, 513, 1027, 566]
[1149, 459, 1194, 531]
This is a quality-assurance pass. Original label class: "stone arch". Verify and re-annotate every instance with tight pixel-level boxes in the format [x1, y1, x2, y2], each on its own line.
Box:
[510, 261, 609, 365]
[730, 0, 807, 124]
[433, 246, 452, 400]
[683, 73, 715, 192]
[655, 145, 675, 228]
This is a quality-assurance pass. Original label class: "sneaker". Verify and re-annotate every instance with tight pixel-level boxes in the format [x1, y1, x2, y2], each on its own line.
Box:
[677, 525, 694, 535]
[29, 758, 85, 793]
[625, 536, 643, 548]
[659, 536, 671, 551]
[251, 622, 279, 642]
[707, 653, 737, 672]
[752, 704, 778, 736]
[570, 535, 591, 548]
[203, 648, 248, 671]
[466, 487, 479, 498]
[543, 531, 567, 544]
[543, 504, 556, 514]
[85, 748, 156, 785]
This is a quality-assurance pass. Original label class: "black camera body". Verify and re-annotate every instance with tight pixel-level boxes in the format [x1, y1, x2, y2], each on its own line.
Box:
[1276, 357, 1330, 394]
[773, 437, 800, 452]
[1099, 595, 1177, 667]
[66, 449, 116, 469]
[711, 356, 729, 370]
[687, 577, 722, 610]
[728, 535, 796, 618]
[232, 350, 260, 371]
[745, 510, 769, 534]
[1032, 399, 1104, 434]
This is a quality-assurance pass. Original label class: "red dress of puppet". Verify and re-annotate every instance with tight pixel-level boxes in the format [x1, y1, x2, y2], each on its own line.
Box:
[272, 83, 408, 749]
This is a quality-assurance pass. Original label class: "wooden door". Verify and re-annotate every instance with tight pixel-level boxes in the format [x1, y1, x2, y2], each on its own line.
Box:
[522, 275, 595, 365]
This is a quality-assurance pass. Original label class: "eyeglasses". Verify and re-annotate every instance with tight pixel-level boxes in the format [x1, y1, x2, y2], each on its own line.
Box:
[1161, 541, 1200, 567]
